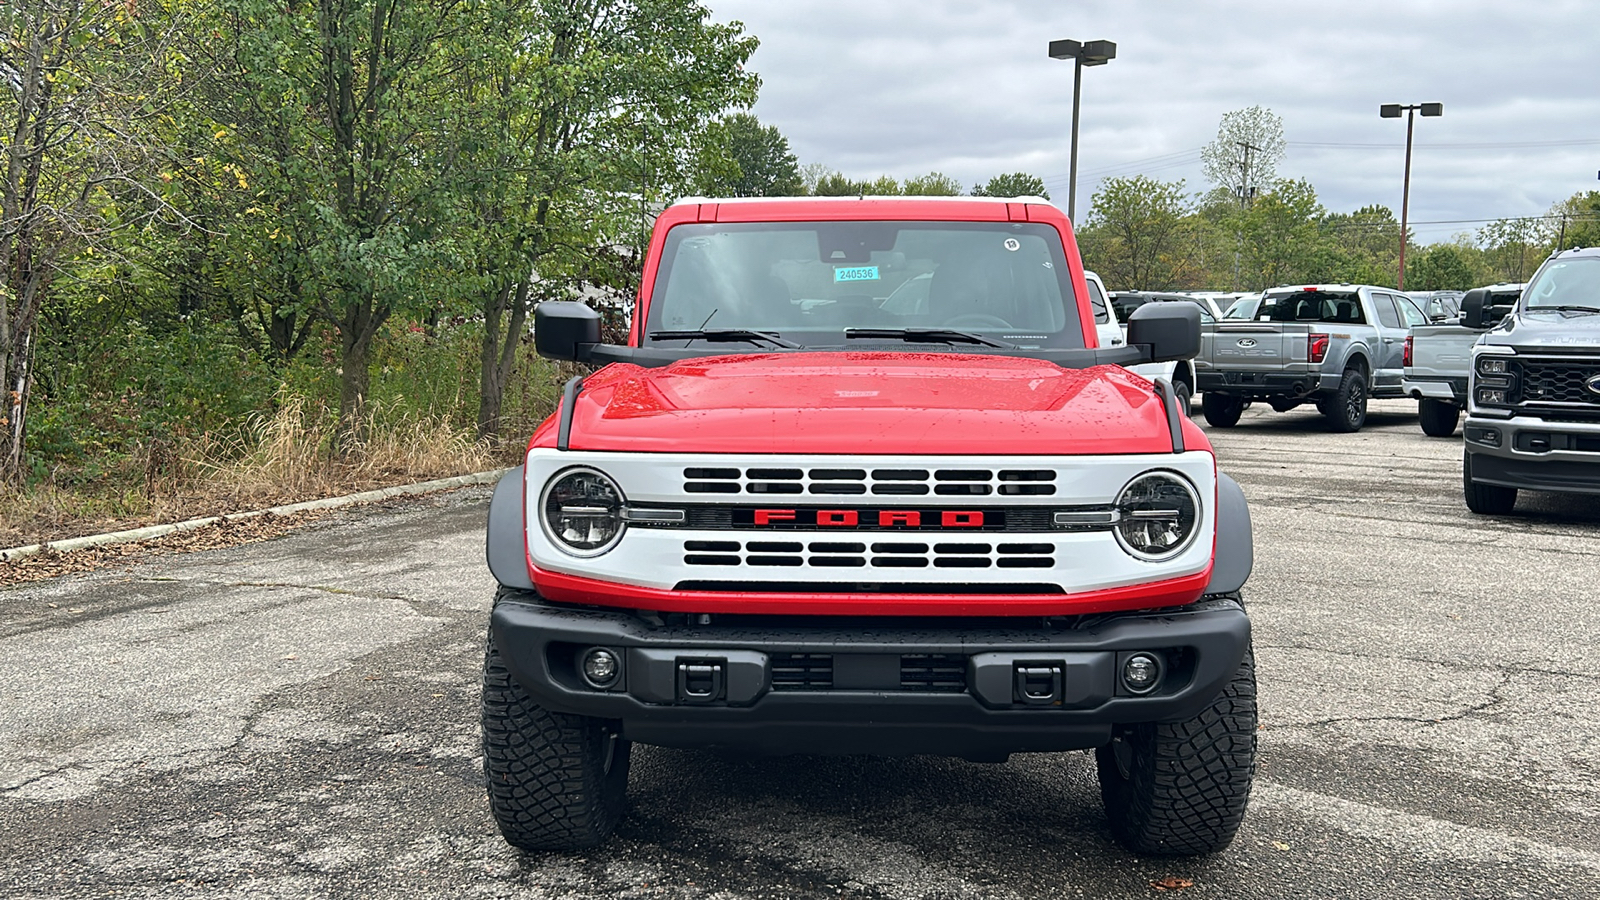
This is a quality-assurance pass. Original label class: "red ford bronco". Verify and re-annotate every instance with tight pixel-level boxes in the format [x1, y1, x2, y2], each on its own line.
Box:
[482, 196, 1256, 856]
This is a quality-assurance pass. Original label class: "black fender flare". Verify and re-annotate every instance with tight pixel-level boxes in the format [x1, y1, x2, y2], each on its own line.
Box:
[1205, 472, 1253, 595]
[485, 466, 534, 590]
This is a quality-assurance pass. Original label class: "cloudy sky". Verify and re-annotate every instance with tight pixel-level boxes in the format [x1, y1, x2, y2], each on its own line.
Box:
[707, 0, 1600, 242]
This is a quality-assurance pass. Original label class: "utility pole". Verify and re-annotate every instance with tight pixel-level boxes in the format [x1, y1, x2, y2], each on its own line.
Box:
[1236, 141, 1261, 207]
[1049, 39, 1117, 223]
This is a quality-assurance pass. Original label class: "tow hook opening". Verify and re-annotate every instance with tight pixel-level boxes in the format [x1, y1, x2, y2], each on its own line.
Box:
[676, 659, 726, 703]
[1014, 664, 1064, 706]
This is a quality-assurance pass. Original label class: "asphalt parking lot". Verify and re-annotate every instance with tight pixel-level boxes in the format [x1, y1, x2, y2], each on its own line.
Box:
[3, 398, 1598, 899]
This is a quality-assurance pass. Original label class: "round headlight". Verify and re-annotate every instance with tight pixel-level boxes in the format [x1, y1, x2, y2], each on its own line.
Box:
[1114, 471, 1200, 561]
[541, 467, 626, 556]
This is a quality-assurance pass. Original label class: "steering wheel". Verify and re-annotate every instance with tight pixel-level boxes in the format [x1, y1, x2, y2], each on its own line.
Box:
[942, 313, 1013, 330]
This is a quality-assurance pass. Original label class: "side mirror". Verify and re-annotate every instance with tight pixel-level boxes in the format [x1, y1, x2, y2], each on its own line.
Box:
[534, 301, 601, 361]
[1127, 302, 1201, 363]
[1460, 289, 1496, 329]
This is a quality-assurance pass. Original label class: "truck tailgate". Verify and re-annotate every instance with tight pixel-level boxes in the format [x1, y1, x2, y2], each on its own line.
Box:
[1205, 323, 1314, 374]
[1407, 324, 1481, 382]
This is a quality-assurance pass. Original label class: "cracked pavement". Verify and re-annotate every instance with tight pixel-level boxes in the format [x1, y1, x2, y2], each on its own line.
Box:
[2, 399, 1598, 898]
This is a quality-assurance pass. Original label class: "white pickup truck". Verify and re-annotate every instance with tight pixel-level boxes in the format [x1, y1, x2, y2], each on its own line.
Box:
[1084, 272, 1201, 414]
[1402, 283, 1524, 437]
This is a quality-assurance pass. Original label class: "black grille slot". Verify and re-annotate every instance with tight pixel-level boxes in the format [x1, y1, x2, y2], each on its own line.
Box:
[999, 483, 1056, 496]
[810, 483, 867, 494]
[811, 556, 866, 567]
[685, 540, 740, 552]
[900, 654, 967, 692]
[746, 541, 802, 552]
[686, 508, 734, 528]
[872, 483, 929, 495]
[935, 557, 991, 568]
[685, 482, 740, 493]
[1004, 509, 1052, 531]
[747, 468, 803, 480]
[871, 542, 928, 553]
[934, 470, 992, 481]
[809, 542, 866, 553]
[810, 469, 866, 480]
[747, 555, 803, 567]
[935, 483, 992, 495]
[935, 543, 992, 554]
[685, 467, 739, 480]
[872, 557, 928, 567]
[748, 482, 803, 494]
[772, 653, 833, 690]
[998, 469, 1055, 481]
[684, 554, 739, 566]
[873, 469, 929, 480]
[998, 543, 1053, 554]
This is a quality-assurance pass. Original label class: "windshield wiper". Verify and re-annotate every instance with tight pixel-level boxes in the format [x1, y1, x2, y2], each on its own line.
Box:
[1536, 305, 1600, 315]
[844, 327, 1016, 349]
[649, 329, 801, 348]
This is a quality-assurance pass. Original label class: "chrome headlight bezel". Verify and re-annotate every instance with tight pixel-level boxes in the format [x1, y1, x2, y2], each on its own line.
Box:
[539, 466, 627, 557]
[1112, 470, 1202, 562]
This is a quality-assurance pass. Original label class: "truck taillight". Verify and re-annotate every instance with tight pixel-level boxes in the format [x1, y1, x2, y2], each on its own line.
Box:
[1403, 335, 1413, 368]
[1309, 333, 1330, 364]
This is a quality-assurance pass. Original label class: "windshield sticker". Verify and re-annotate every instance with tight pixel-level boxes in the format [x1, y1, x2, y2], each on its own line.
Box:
[834, 266, 880, 283]
[1003, 237, 1021, 252]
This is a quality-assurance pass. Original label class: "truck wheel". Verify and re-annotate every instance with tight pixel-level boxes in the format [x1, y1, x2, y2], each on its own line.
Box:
[1097, 647, 1257, 856]
[1462, 450, 1517, 515]
[482, 622, 630, 851]
[1324, 369, 1368, 433]
[1201, 392, 1243, 428]
[1418, 399, 1460, 437]
[1173, 381, 1193, 417]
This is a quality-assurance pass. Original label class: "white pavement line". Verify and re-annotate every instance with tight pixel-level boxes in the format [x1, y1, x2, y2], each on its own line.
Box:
[1254, 781, 1600, 873]
[0, 468, 512, 564]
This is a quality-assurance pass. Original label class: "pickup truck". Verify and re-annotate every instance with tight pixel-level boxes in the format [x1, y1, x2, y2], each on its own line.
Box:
[1402, 283, 1524, 436]
[482, 196, 1258, 857]
[1086, 280, 1202, 414]
[1194, 284, 1428, 432]
[1462, 248, 1600, 514]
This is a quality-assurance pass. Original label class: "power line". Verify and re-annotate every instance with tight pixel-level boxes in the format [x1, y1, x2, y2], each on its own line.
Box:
[1289, 138, 1600, 150]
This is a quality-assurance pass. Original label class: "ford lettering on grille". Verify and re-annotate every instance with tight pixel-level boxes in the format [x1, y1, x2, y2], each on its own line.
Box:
[752, 508, 985, 528]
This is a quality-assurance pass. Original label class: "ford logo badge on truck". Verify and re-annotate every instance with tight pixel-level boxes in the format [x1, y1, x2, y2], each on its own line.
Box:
[1236, 338, 1257, 348]
[1586, 374, 1600, 396]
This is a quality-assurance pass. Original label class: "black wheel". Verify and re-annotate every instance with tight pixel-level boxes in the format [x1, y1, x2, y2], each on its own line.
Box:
[483, 614, 630, 851]
[1097, 647, 1257, 857]
[1324, 369, 1368, 433]
[1418, 399, 1460, 437]
[1172, 381, 1193, 417]
[1462, 450, 1517, 515]
[1201, 392, 1243, 428]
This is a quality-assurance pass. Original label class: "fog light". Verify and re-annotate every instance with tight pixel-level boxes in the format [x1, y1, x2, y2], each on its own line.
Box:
[1477, 388, 1506, 406]
[1122, 653, 1163, 695]
[581, 648, 621, 688]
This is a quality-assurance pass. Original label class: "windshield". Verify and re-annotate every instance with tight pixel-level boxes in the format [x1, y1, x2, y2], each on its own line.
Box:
[1524, 258, 1600, 309]
[643, 221, 1085, 350]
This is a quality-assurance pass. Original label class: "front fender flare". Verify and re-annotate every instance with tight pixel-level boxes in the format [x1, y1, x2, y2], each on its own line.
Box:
[1205, 472, 1253, 595]
[485, 466, 534, 590]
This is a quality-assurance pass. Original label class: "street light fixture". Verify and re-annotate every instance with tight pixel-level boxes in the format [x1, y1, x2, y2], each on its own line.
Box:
[1380, 102, 1442, 291]
[1049, 38, 1116, 223]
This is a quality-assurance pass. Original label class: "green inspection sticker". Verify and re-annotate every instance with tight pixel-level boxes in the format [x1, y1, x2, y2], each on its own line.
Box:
[833, 265, 880, 283]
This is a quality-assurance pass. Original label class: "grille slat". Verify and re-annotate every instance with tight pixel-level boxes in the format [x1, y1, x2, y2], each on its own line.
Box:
[682, 466, 1060, 495]
[681, 539, 1055, 571]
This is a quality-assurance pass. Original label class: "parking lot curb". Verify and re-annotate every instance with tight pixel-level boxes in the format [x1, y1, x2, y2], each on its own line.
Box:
[0, 468, 512, 564]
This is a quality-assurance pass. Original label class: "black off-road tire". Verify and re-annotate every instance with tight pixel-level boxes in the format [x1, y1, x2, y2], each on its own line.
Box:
[1201, 392, 1243, 428]
[1418, 399, 1460, 437]
[1324, 368, 1368, 433]
[482, 622, 631, 851]
[1096, 648, 1257, 857]
[1462, 450, 1517, 515]
[1173, 380, 1194, 417]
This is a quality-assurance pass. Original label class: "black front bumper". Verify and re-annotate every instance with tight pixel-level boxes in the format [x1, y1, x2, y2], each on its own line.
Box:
[490, 596, 1251, 760]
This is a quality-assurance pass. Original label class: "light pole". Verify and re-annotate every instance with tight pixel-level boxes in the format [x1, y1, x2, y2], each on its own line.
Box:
[1049, 38, 1116, 223]
[1380, 102, 1442, 291]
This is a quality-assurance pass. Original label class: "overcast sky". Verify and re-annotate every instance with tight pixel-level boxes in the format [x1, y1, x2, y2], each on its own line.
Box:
[707, 0, 1600, 242]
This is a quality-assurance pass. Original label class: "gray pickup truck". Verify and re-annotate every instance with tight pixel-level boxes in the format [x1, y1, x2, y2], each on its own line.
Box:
[1195, 284, 1427, 432]
[1402, 283, 1524, 437]
[1463, 248, 1600, 514]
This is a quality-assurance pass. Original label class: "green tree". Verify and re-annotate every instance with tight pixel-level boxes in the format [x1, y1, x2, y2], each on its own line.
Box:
[812, 171, 861, 196]
[972, 173, 1049, 199]
[1, 0, 181, 480]
[695, 113, 801, 197]
[1478, 217, 1552, 283]
[1200, 106, 1286, 206]
[1232, 179, 1329, 289]
[1406, 244, 1479, 291]
[1550, 190, 1600, 251]
[1078, 175, 1194, 290]
[901, 172, 962, 196]
[1321, 205, 1402, 287]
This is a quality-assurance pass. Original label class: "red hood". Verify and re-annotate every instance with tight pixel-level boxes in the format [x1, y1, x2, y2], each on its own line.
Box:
[534, 352, 1207, 456]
